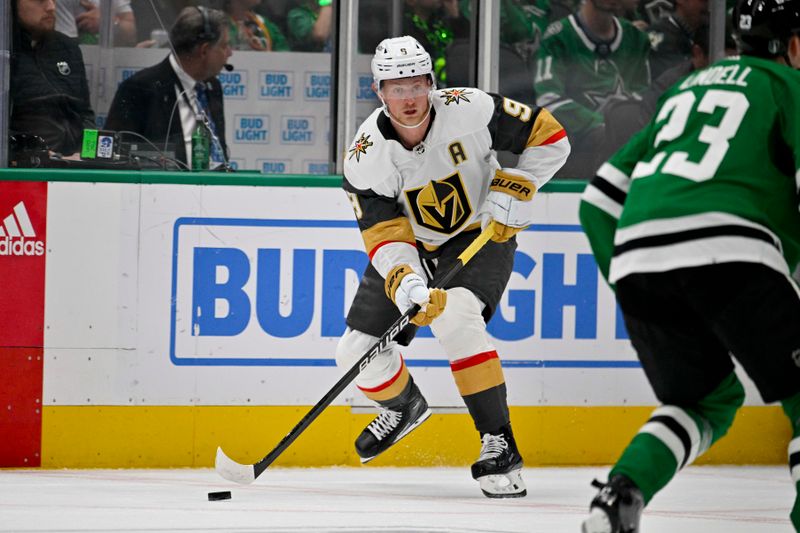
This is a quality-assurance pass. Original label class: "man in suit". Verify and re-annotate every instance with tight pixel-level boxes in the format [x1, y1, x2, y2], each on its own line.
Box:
[106, 6, 231, 169]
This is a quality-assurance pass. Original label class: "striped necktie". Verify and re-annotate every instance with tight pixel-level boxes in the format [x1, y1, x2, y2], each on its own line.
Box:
[194, 82, 224, 166]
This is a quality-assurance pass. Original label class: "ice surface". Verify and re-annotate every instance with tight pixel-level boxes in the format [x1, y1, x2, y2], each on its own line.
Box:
[0, 466, 792, 532]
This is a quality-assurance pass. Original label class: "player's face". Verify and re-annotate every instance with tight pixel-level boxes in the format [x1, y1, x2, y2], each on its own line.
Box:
[616, 0, 638, 14]
[591, 0, 621, 14]
[677, 0, 709, 29]
[379, 76, 432, 127]
[16, 0, 56, 36]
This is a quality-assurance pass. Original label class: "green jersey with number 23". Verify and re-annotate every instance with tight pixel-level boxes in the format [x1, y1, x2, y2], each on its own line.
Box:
[581, 55, 800, 284]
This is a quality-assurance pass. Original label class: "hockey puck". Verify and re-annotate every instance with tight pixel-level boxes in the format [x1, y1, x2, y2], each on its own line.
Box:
[207, 491, 232, 501]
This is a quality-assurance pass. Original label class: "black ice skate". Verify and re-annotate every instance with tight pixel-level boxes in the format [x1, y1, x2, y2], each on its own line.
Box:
[470, 424, 526, 498]
[581, 475, 644, 533]
[355, 380, 431, 463]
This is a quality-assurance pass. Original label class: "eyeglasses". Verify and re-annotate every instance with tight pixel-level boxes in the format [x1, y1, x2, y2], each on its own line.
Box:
[380, 84, 432, 100]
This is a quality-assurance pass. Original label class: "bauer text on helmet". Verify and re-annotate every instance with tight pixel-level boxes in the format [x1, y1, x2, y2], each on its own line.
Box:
[371, 36, 436, 87]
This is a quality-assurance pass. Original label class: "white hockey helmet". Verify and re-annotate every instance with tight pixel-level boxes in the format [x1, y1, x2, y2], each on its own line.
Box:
[371, 36, 436, 87]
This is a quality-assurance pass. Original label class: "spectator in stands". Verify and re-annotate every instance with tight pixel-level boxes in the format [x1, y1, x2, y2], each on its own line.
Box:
[459, 0, 546, 50]
[548, 0, 582, 21]
[597, 21, 736, 163]
[224, 0, 289, 51]
[357, 0, 391, 53]
[404, 0, 470, 86]
[129, 0, 187, 46]
[638, 0, 674, 26]
[617, 0, 650, 29]
[56, 0, 138, 46]
[447, 1, 544, 104]
[286, 0, 332, 52]
[254, 0, 291, 34]
[647, 0, 708, 78]
[105, 7, 231, 169]
[10, 0, 96, 157]
[598, 22, 735, 163]
[534, 0, 650, 177]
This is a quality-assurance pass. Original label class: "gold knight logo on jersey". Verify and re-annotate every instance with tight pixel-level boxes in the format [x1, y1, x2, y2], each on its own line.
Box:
[440, 88, 472, 105]
[348, 133, 373, 162]
[405, 173, 472, 234]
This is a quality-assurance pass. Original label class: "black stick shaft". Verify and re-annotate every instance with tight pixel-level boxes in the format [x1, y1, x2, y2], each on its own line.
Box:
[250, 223, 495, 480]
[253, 305, 417, 478]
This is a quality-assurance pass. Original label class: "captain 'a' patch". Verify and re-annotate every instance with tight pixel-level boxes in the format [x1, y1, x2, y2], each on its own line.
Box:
[404, 172, 472, 234]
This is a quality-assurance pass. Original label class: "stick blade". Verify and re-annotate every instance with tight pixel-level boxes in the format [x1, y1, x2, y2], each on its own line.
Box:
[215, 446, 256, 485]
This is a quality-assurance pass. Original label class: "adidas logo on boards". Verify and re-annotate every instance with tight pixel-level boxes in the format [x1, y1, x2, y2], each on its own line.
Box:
[0, 201, 44, 256]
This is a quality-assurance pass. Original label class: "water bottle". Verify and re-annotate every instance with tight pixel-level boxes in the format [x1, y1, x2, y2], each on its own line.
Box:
[191, 123, 210, 171]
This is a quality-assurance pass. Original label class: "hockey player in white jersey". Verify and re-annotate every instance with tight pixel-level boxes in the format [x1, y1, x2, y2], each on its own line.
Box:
[338, 35, 570, 498]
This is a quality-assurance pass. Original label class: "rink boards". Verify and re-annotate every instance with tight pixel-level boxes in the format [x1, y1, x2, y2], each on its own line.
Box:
[0, 172, 790, 468]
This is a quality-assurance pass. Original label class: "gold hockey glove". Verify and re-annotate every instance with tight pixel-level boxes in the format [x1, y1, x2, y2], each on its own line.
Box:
[385, 264, 447, 325]
[485, 169, 536, 243]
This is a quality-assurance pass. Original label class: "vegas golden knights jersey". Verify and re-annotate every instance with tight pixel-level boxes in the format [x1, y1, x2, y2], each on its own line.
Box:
[343, 87, 570, 280]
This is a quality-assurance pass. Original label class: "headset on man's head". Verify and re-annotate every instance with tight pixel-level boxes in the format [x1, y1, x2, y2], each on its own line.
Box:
[195, 5, 217, 43]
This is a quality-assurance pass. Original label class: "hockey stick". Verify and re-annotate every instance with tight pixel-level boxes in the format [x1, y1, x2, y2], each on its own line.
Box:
[215, 221, 498, 484]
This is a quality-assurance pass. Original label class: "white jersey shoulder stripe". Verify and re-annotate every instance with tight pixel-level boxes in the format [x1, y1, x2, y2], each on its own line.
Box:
[596, 162, 631, 193]
[582, 183, 623, 219]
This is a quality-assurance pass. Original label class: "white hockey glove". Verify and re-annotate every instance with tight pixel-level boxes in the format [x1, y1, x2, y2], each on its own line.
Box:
[384, 264, 447, 327]
[482, 168, 536, 243]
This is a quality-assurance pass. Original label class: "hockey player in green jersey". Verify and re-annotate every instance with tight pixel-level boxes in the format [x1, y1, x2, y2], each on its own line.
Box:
[578, 0, 800, 530]
[534, 0, 650, 176]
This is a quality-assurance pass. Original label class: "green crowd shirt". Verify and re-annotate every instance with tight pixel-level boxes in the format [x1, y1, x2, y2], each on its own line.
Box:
[535, 14, 650, 142]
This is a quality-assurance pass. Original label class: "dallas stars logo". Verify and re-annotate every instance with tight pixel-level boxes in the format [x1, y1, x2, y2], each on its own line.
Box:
[348, 133, 373, 162]
[440, 88, 472, 106]
[584, 76, 633, 113]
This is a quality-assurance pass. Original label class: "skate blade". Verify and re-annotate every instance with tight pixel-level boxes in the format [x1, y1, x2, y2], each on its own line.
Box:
[477, 468, 527, 498]
[581, 507, 612, 533]
[359, 408, 432, 464]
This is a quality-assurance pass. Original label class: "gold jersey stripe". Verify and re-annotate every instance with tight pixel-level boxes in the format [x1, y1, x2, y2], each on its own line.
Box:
[362, 217, 416, 257]
[526, 108, 565, 148]
[451, 357, 505, 397]
[359, 363, 411, 402]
